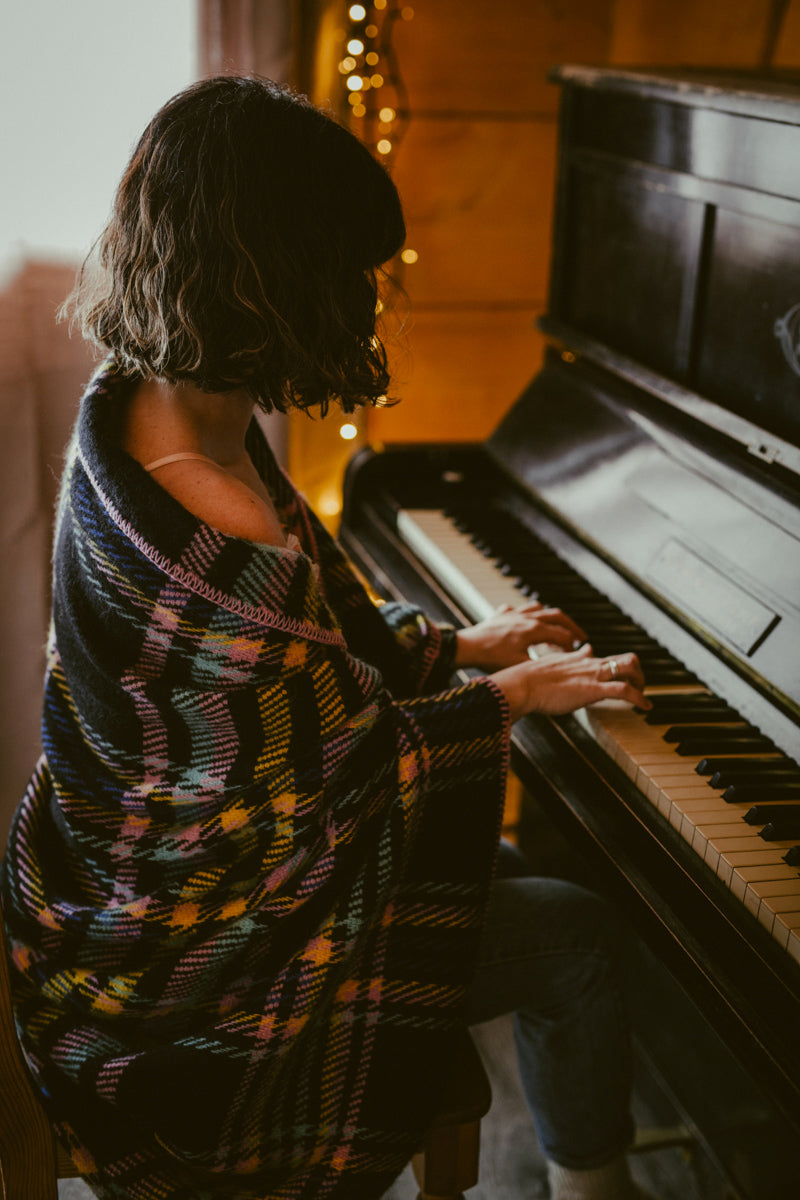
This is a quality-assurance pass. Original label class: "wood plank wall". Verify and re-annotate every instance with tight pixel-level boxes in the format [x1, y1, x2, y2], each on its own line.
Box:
[313, 0, 800, 448]
[370, 0, 613, 444]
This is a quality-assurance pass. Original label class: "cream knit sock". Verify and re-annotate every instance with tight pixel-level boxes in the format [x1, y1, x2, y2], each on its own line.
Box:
[547, 1155, 656, 1200]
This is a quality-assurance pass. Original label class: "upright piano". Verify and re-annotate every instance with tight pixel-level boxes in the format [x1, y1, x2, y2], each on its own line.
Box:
[340, 68, 800, 1196]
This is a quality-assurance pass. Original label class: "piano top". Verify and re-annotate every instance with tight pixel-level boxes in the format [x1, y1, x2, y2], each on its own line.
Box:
[551, 64, 800, 121]
[546, 65, 800, 476]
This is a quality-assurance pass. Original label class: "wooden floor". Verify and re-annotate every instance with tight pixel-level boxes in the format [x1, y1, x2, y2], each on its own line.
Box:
[56, 1014, 709, 1200]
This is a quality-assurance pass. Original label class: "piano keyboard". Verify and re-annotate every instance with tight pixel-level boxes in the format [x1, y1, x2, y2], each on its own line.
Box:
[395, 507, 800, 965]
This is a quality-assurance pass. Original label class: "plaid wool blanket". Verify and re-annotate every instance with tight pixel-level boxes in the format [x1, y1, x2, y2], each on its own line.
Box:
[1, 362, 510, 1200]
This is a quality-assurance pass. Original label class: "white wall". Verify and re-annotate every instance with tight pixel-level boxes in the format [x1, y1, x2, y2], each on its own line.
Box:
[0, 2, 198, 846]
[0, 0, 197, 279]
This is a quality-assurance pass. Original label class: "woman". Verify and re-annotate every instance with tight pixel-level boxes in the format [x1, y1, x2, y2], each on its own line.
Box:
[1, 76, 653, 1200]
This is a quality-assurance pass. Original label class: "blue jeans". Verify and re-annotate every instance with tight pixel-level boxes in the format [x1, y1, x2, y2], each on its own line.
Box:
[465, 842, 635, 1170]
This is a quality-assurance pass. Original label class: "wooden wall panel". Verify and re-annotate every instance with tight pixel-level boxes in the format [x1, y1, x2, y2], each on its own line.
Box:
[390, 117, 556, 307]
[609, 0, 774, 66]
[373, 310, 545, 443]
[357, 2, 614, 445]
[392, 0, 612, 115]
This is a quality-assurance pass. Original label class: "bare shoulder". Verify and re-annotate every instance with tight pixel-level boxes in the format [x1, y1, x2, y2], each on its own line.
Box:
[149, 459, 286, 547]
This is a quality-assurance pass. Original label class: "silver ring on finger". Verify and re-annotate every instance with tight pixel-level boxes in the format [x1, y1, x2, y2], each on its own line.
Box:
[607, 658, 619, 680]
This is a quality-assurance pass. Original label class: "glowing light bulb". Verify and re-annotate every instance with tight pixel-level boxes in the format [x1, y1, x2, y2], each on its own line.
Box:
[339, 56, 357, 72]
[339, 423, 358, 440]
[379, 106, 396, 123]
[377, 139, 392, 155]
[319, 488, 342, 517]
[365, 23, 378, 36]
[401, 5, 414, 18]
[365, 51, 379, 65]
[401, 248, 418, 264]
[352, 103, 366, 117]
[370, 73, 384, 87]
[347, 75, 363, 90]
[347, 38, 364, 54]
[349, 4, 367, 19]
[373, 0, 387, 8]
[347, 91, 363, 105]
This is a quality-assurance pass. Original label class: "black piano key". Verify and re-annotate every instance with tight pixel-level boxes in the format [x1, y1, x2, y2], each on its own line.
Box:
[783, 847, 800, 865]
[697, 756, 786, 775]
[723, 783, 800, 804]
[759, 817, 800, 840]
[664, 724, 750, 743]
[745, 804, 800, 825]
[674, 735, 777, 756]
[644, 668, 699, 687]
[709, 767, 800, 788]
[645, 706, 739, 726]
[649, 693, 718, 710]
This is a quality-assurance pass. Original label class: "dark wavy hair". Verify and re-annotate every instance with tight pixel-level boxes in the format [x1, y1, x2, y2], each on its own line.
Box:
[63, 75, 406, 413]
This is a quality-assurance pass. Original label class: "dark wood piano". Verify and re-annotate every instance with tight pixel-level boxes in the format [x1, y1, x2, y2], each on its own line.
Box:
[340, 67, 800, 1196]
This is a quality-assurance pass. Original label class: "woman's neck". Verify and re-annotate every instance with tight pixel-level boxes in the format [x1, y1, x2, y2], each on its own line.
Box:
[124, 377, 256, 467]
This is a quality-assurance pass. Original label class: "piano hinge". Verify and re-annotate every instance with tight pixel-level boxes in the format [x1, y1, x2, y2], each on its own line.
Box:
[747, 440, 781, 464]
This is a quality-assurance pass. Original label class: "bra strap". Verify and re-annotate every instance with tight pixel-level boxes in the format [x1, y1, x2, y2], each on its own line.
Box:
[143, 451, 221, 472]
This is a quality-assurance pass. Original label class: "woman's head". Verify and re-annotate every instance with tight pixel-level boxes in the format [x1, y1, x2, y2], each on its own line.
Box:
[66, 75, 406, 413]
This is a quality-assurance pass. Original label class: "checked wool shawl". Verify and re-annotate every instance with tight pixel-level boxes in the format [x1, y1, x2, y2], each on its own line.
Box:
[1, 362, 510, 1200]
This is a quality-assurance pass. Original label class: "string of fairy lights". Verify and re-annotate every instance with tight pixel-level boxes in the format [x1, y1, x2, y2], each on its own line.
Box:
[338, 0, 418, 269]
[313, 0, 417, 483]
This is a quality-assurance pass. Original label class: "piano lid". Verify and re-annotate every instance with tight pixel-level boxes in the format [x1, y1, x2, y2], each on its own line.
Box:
[544, 66, 800, 476]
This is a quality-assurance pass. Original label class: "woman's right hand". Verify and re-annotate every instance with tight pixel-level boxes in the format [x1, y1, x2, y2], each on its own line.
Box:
[491, 644, 650, 723]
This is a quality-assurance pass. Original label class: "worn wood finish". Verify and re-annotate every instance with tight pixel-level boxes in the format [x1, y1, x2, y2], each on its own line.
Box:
[0, 900, 79, 1199]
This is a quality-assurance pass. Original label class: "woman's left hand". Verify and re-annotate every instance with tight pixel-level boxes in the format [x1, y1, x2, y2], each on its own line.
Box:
[454, 602, 587, 670]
